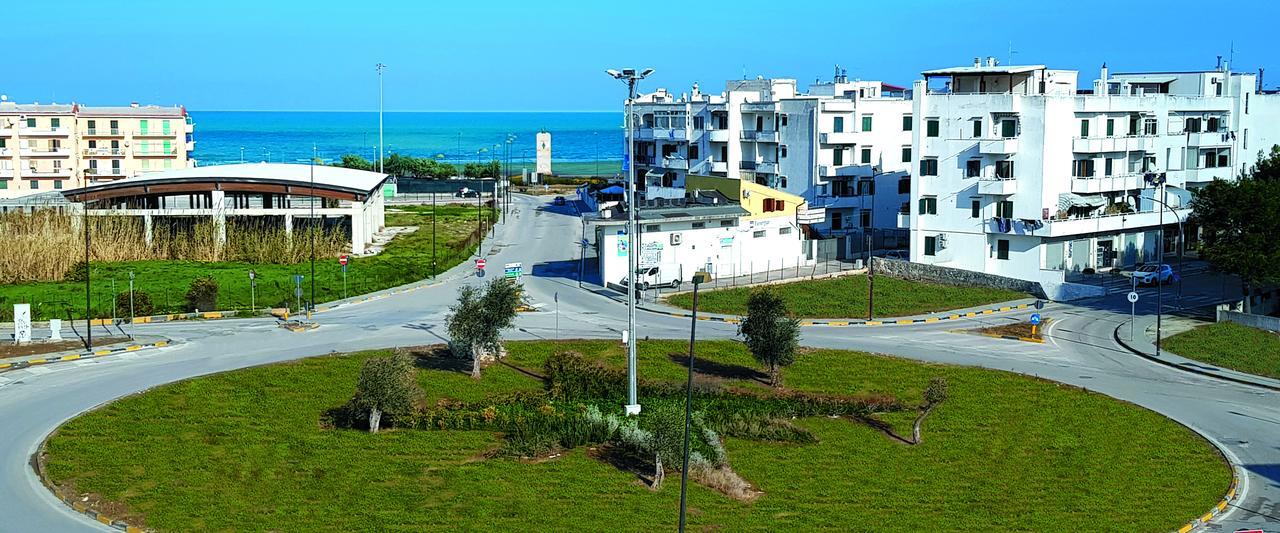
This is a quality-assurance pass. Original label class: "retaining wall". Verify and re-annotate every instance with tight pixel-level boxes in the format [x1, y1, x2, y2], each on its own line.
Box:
[1217, 309, 1280, 333]
[871, 258, 1048, 299]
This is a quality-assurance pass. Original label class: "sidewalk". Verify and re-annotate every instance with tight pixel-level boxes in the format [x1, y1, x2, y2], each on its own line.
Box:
[0, 334, 172, 372]
[1115, 314, 1280, 391]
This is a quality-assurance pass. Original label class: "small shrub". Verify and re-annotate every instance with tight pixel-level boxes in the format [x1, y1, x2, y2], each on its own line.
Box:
[185, 276, 219, 312]
[64, 260, 89, 282]
[349, 354, 421, 433]
[115, 291, 155, 317]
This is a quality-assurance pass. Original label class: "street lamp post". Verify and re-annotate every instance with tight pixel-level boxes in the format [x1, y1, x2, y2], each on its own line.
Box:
[309, 144, 317, 320]
[607, 67, 654, 416]
[1144, 174, 1185, 357]
[376, 63, 386, 174]
[678, 271, 709, 532]
[83, 207, 91, 350]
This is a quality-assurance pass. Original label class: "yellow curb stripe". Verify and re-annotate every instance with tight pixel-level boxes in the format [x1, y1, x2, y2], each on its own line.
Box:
[96, 514, 112, 525]
[828, 321, 848, 326]
[948, 315, 960, 320]
[1200, 512, 1213, 523]
[1177, 524, 1193, 533]
[1226, 488, 1235, 500]
[127, 526, 145, 533]
[925, 317, 939, 323]
[93, 350, 112, 356]
[72, 502, 87, 512]
[965, 312, 977, 317]
[0, 363, 11, 370]
[982, 309, 994, 315]
[60, 354, 80, 361]
[896, 319, 913, 325]
[999, 306, 1011, 311]
[28, 359, 48, 365]
[154, 341, 168, 347]
[1216, 501, 1227, 512]
[866, 321, 882, 326]
[125, 345, 141, 351]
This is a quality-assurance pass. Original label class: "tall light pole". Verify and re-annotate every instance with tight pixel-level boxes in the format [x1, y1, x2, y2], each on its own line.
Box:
[376, 63, 386, 174]
[608, 67, 654, 416]
[309, 144, 317, 320]
[679, 271, 709, 531]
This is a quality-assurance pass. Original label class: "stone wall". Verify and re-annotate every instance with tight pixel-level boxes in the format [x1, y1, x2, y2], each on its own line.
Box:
[1217, 309, 1280, 333]
[871, 258, 1048, 299]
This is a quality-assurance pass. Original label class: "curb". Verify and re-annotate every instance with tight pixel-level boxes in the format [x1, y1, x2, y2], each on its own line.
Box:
[975, 332, 1045, 344]
[1113, 320, 1280, 393]
[34, 437, 151, 532]
[639, 302, 1039, 328]
[1174, 475, 1240, 533]
[0, 340, 171, 374]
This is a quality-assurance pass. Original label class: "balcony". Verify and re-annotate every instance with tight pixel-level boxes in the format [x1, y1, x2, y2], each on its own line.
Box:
[1070, 173, 1145, 194]
[185, 140, 196, 152]
[184, 121, 195, 134]
[660, 157, 688, 170]
[134, 148, 179, 157]
[1166, 168, 1230, 186]
[979, 138, 1019, 154]
[707, 129, 730, 143]
[84, 128, 124, 137]
[740, 130, 779, 142]
[741, 102, 777, 112]
[1071, 136, 1155, 153]
[0, 148, 10, 157]
[1185, 131, 1233, 147]
[652, 128, 687, 141]
[710, 161, 728, 173]
[85, 167, 126, 178]
[977, 177, 1017, 195]
[22, 167, 72, 178]
[1043, 208, 1191, 238]
[897, 212, 910, 229]
[819, 164, 876, 179]
[821, 132, 859, 144]
[82, 147, 127, 157]
[984, 217, 1045, 236]
[20, 147, 71, 158]
[134, 129, 176, 138]
[755, 161, 778, 174]
[633, 128, 654, 140]
[19, 127, 71, 137]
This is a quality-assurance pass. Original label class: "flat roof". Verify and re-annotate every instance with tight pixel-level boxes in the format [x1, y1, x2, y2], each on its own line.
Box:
[922, 65, 1046, 76]
[0, 104, 74, 114]
[79, 105, 185, 117]
[63, 163, 389, 203]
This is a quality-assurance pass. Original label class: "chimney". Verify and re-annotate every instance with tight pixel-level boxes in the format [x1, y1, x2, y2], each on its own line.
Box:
[130, 102, 139, 108]
[1216, 55, 1223, 71]
[973, 57, 982, 68]
[987, 57, 998, 67]
[1260, 68, 1265, 93]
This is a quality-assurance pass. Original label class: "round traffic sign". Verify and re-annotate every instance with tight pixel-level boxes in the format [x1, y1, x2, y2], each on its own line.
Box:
[476, 258, 487, 269]
[1029, 313, 1042, 326]
[248, 269, 256, 280]
[1127, 291, 1139, 304]
[339, 254, 348, 266]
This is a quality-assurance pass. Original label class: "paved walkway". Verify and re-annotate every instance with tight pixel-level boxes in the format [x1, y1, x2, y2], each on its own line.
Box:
[1115, 314, 1280, 391]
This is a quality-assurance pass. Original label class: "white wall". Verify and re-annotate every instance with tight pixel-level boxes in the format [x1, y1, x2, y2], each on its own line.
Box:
[597, 215, 805, 286]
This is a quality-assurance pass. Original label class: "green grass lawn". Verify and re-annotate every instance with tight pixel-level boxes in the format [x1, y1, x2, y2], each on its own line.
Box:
[667, 275, 1029, 318]
[43, 340, 1228, 532]
[0, 205, 492, 321]
[1164, 321, 1280, 380]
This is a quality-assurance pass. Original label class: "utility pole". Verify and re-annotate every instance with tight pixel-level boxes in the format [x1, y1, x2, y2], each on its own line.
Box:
[678, 272, 708, 531]
[309, 144, 317, 320]
[432, 189, 437, 278]
[84, 207, 92, 350]
[607, 67, 654, 416]
[376, 63, 386, 173]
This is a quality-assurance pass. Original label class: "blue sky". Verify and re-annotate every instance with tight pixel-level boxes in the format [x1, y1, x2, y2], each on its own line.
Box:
[4, 0, 1277, 111]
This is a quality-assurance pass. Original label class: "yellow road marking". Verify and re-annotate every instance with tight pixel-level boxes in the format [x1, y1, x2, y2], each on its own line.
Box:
[896, 319, 913, 325]
[1177, 524, 1193, 533]
[28, 359, 48, 365]
[60, 355, 80, 361]
[925, 317, 939, 323]
[828, 321, 848, 326]
[125, 345, 141, 351]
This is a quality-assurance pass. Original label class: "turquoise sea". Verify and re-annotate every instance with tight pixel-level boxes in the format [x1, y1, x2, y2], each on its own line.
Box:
[189, 111, 625, 173]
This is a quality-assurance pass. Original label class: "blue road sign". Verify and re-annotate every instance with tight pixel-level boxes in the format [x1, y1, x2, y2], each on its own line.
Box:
[1030, 313, 1042, 326]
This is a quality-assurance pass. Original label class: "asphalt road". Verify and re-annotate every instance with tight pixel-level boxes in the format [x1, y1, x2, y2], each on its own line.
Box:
[0, 194, 1275, 532]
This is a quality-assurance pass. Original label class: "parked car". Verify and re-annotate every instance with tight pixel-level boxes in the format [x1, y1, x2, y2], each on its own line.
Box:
[1123, 264, 1176, 286]
[455, 187, 479, 198]
[553, 196, 567, 206]
[618, 266, 681, 291]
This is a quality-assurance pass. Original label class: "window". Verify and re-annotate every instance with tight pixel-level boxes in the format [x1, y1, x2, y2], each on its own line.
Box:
[918, 196, 937, 215]
[832, 148, 844, 166]
[966, 159, 981, 178]
[753, 230, 766, 238]
[926, 119, 939, 137]
[29, 180, 39, 190]
[996, 200, 1013, 219]
[763, 198, 775, 212]
[919, 158, 938, 176]
[859, 210, 871, 228]
[0, 139, 5, 148]
[693, 116, 704, 130]
[924, 236, 937, 256]
[51, 118, 61, 129]
[53, 180, 62, 190]
[902, 115, 912, 131]
[970, 199, 980, 218]
[833, 116, 844, 133]
[1106, 118, 1115, 136]
[780, 177, 787, 188]
[1206, 117, 1221, 133]
[861, 115, 873, 132]
[972, 119, 982, 138]
[25, 118, 36, 128]
[1143, 118, 1157, 136]
[140, 140, 150, 154]
[0, 180, 6, 190]
[1185, 117, 1202, 133]
[720, 219, 734, 227]
[1079, 119, 1089, 138]
[1243, 129, 1249, 150]
[163, 140, 172, 154]
[692, 222, 705, 229]
[860, 147, 871, 164]
[1071, 159, 1095, 177]
[898, 177, 910, 194]
[781, 115, 788, 127]
[645, 224, 660, 232]
[901, 146, 911, 163]
[140, 119, 149, 134]
[109, 120, 119, 132]
[1000, 119, 1017, 138]
[780, 145, 787, 158]
[1202, 148, 1230, 168]
[831, 211, 842, 230]
[779, 227, 792, 235]
[996, 239, 1010, 260]
[996, 160, 1014, 179]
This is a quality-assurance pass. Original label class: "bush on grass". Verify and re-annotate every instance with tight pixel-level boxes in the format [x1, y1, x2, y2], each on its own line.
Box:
[115, 291, 154, 318]
[185, 276, 219, 312]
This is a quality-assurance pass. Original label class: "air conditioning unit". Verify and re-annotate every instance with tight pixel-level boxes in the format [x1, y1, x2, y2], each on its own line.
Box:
[670, 232, 682, 245]
[936, 234, 948, 249]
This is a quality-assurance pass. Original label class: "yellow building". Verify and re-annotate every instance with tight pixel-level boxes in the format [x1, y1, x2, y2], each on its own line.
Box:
[0, 99, 195, 198]
[684, 174, 801, 220]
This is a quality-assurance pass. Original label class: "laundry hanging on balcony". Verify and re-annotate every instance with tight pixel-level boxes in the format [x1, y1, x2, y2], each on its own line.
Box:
[1057, 192, 1107, 211]
[1020, 218, 1043, 231]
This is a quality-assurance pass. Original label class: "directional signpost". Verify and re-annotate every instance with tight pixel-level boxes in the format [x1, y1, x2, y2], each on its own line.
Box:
[1029, 313, 1042, 336]
[504, 262, 523, 280]
[339, 255, 349, 299]
[293, 274, 304, 314]
[1128, 290, 1140, 341]
[249, 269, 257, 313]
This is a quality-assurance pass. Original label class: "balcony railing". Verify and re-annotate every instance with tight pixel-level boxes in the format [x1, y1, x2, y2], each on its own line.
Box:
[1071, 136, 1155, 153]
[1184, 131, 1233, 147]
[660, 157, 688, 170]
[710, 161, 728, 173]
[1042, 208, 1191, 238]
[20, 148, 71, 157]
[19, 127, 71, 136]
[1070, 173, 1145, 194]
[22, 167, 72, 177]
[135, 129, 176, 137]
[977, 177, 1017, 195]
[978, 138, 1019, 154]
[740, 130, 779, 142]
[819, 164, 876, 179]
[707, 130, 730, 143]
[821, 132, 858, 144]
[741, 102, 777, 112]
[652, 128, 687, 141]
[85, 167, 125, 177]
[755, 161, 778, 174]
[82, 148, 127, 157]
[134, 148, 179, 156]
[0, 148, 10, 157]
[84, 128, 124, 137]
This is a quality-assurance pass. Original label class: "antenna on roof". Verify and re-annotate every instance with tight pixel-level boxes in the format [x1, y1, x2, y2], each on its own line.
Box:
[1008, 41, 1018, 65]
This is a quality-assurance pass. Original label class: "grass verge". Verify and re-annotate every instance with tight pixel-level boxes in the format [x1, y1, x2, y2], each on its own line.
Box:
[1164, 321, 1280, 380]
[667, 275, 1028, 318]
[43, 340, 1228, 532]
[0, 205, 492, 321]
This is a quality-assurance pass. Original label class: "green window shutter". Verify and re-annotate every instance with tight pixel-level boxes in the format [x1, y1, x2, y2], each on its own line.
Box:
[141, 140, 150, 153]
[1001, 120, 1016, 138]
[927, 120, 939, 137]
[0, 180, 7, 190]
[163, 120, 171, 135]
[902, 115, 912, 131]
[901, 147, 911, 162]
[1106, 119, 1115, 136]
[51, 118, 60, 128]
[164, 140, 172, 154]
[862, 115, 872, 131]
[26, 118, 36, 128]
[833, 117, 844, 133]
[1080, 119, 1089, 137]
[973, 120, 982, 138]
[140, 119, 149, 134]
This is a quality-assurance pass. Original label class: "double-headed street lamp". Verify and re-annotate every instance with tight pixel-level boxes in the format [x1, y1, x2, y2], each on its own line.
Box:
[1143, 172, 1185, 357]
[607, 67, 654, 416]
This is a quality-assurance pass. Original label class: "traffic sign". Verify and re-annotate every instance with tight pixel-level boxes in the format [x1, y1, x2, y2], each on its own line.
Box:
[1029, 313, 1042, 326]
[476, 258, 487, 270]
[1127, 291, 1139, 304]
[339, 254, 348, 266]
[248, 269, 256, 280]
[504, 262, 523, 279]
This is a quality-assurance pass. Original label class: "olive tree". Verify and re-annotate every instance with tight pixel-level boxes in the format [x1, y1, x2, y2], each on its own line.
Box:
[446, 278, 521, 379]
[646, 402, 686, 490]
[738, 289, 800, 388]
[350, 354, 418, 433]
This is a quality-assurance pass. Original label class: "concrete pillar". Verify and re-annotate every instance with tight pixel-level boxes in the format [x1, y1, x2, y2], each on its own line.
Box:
[284, 214, 293, 235]
[211, 190, 227, 244]
[143, 213, 153, 247]
[350, 202, 366, 255]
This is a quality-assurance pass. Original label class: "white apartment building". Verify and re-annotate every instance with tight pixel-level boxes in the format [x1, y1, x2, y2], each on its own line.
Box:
[909, 58, 1280, 294]
[0, 97, 196, 198]
[629, 70, 914, 259]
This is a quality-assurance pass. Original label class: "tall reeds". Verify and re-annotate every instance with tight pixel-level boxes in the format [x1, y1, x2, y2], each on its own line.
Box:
[0, 211, 349, 284]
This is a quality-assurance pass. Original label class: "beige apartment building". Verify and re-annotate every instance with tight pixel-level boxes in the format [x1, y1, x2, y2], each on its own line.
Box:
[0, 97, 195, 198]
